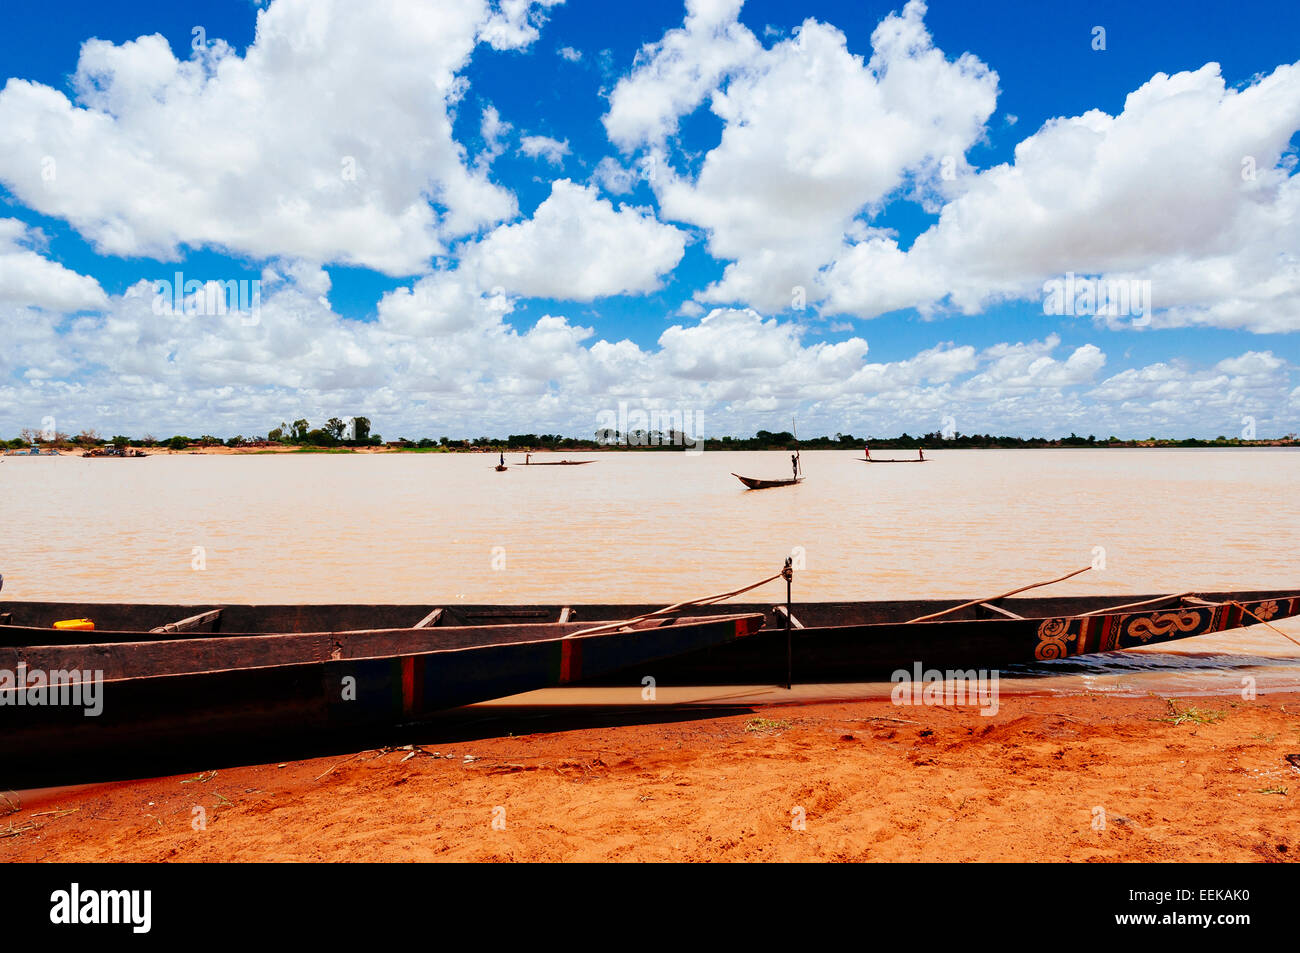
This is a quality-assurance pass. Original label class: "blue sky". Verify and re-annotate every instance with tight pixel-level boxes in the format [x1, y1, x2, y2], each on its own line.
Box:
[1, 0, 1298, 439]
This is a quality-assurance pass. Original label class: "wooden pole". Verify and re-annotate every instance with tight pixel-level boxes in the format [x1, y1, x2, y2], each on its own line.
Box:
[149, 608, 223, 634]
[793, 418, 801, 477]
[1079, 591, 1193, 616]
[783, 557, 794, 689]
[904, 566, 1093, 624]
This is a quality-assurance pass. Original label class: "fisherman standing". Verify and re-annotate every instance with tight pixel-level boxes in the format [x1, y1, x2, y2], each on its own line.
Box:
[791, 453, 799, 479]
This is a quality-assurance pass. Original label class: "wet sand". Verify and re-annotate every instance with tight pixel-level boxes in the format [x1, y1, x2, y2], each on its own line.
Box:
[4, 691, 1297, 862]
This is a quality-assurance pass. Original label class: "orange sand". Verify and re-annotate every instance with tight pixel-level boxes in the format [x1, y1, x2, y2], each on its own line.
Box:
[3, 692, 1297, 862]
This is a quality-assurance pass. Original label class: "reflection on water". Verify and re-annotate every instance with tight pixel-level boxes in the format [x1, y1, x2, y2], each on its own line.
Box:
[2, 448, 1297, 697]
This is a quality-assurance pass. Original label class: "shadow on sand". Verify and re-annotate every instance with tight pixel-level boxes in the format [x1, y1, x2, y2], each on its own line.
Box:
[3, 703, 758, 791]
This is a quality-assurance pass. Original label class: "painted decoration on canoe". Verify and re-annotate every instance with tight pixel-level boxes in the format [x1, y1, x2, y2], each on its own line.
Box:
[1033, 618, 1076, 660]
[1031, 596, 1300, 662]
[1124, 609, 1202, 643]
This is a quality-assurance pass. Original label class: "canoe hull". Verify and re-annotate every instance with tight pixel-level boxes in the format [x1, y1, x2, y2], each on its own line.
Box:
[732, 473, 803, 489]
[589, 594, 1300, 683]
[3, 592, 1293, 676]
[0, 613, 761, 784]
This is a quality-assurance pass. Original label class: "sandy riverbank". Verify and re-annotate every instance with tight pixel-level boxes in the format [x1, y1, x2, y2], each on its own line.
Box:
[3, 691, 1297, 862]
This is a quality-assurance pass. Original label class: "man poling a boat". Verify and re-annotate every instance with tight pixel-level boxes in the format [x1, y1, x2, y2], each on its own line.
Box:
[792, 419, 801, 479]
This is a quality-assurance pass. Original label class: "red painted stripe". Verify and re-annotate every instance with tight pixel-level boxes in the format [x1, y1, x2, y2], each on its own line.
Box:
[559, 639, 582, 684]
[1076, 616, 1091, 656]
[401, 656, 415, 715]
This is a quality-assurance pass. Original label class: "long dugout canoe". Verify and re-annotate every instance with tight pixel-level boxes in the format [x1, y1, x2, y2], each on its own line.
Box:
[4, 591, 1296, 684]
[0, 612, 761, 781]
[732, 473, 803, 489]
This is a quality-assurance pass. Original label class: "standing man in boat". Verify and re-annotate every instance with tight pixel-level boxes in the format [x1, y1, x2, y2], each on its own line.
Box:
[791, 452, 799, 480]
[499, 451, 505, 467]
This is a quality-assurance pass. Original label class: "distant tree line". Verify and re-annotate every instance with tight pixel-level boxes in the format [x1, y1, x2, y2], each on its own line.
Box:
[4, 417, 383, 451]
[6, 425, 1298, 452]
[264, 417, 381, 447]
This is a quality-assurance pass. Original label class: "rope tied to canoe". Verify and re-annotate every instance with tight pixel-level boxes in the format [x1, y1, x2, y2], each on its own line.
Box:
[564, 567, 791, 638]
[1228, 600, 1300, 649]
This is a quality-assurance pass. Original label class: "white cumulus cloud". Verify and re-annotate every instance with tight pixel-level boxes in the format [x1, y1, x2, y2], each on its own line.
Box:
[607, 0, 998, 312]
[0, 0, 566, 276]
[519, 135, 571, 165]
[463, 179, 687, 300]
[0, 219, 108, 312]
[825, 61, 1300, 330]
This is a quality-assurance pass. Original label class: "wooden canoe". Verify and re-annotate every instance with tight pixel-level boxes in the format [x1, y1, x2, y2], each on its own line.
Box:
[0, 611, 761, 781]
[733, 473, 803, 489]
[5, 591, 1293, 682]
[861, 449, 926, 463]
[522, 460, 595, 466]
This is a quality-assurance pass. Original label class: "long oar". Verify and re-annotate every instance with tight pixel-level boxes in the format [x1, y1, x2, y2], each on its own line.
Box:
[565, 566, 789, 638]
[904, 566, 1092, 624]
[793, 417, 801, 477]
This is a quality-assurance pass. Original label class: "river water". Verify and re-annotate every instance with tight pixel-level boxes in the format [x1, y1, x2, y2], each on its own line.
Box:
[2, 448, 1297, 699]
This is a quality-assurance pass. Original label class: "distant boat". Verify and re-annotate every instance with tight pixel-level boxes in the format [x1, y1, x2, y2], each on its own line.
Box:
[733, 473, 803, 490]
[494, 465, 508, 471]
[81, 447, 146, 458]
[861, 446, 927, 463]
[522, 453, 594, 466]
[735, 424, 803, 488]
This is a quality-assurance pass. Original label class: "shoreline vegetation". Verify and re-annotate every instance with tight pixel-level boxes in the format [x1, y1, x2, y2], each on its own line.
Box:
[7, 419, 1299, 454]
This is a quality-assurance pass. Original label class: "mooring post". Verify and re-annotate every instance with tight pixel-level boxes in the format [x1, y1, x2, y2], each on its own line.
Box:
[782, 556, 794, 690]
